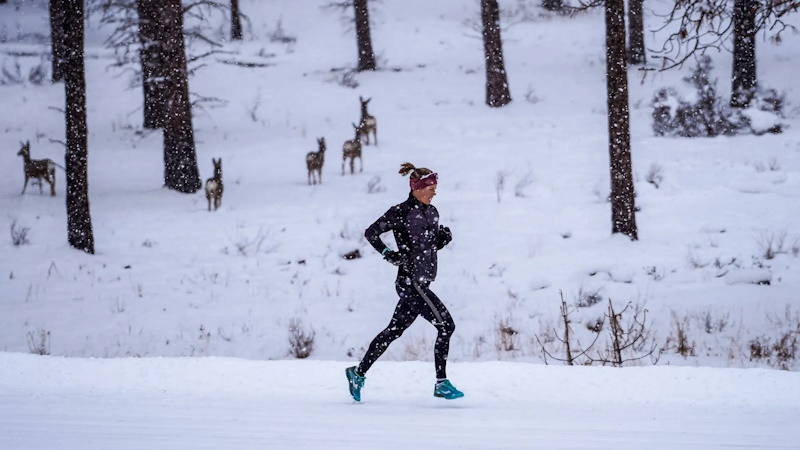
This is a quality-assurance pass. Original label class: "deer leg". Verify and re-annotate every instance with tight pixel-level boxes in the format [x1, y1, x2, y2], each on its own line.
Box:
[341, 159, 346, 176]
[364, 131, 370, 146]
[359, 156, 363, 173]
[374, 127, 378, 146]
[308, 170, 312, 185]
[37, 177, 43, 194]
[21, 176, 29, 195]
[318, 170, 322, 184]
[49, 171, 56, 196]
[207, 196, 212, 211]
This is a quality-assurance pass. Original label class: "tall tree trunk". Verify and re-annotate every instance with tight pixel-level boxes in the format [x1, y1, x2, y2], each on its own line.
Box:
[353, 0, 376, 71]
[605, 0, 638, 240]
[481, 0, 512, 107]
[627, 0, 646, 65]
[136, 0, 166, 129]
[230, 0, 243, 41]
[49, 0, 66, 82]
[63, 0, 95, 254]
[161, 0, 201, 193]
[731, 0, 757, 108]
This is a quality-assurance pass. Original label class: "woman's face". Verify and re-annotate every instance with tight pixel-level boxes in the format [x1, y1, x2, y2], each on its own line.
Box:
[413, 183, 437, 205]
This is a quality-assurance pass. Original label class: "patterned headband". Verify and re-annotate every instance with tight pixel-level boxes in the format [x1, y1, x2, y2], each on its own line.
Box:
[410, 172, 438, 191]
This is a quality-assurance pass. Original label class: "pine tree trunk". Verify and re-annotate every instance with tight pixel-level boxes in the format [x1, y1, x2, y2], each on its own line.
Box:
[136, 0, 166, 129]
[49, 0, 66, 82]
[353, 0, 376, 71]
[626, 0, 646, 65]
[481, 0, 512, 108]
[63, 0, 95, 254]
[605, 0, 638, 240]
[161, 0, 201, 193]
[731, 0, 757, 108]
[231, 0, 243, 41]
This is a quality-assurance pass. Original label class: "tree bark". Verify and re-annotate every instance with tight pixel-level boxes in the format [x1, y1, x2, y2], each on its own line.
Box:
[231, 0, 243, 41]
[353, 0, 376, 71]
[605, 0, 638, 240]
[161, 0, 201, 193]
[49, 0, 66, 82]
[63, 0, 95, 254]
[136, 0, 166, 129]
[481, 0, 512, 107]
[731, 0, 757, 108]
[627, 0, 646, 65]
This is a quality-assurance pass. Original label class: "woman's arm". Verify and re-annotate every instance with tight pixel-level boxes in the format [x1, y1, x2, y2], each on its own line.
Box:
[364, 206, 401, 254]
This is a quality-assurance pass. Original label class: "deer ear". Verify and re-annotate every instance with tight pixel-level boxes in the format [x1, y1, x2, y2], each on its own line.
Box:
[359, 96, 364, 102]
[366, 97, 371, 103]
[26, 140, 30, 146]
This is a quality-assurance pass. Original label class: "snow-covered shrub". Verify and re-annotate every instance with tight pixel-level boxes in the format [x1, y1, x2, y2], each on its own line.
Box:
[667, 311, 695, 358]
[575, 285, 603, 308]
[288, 316, 315, 359]
[26, 329, 50, 356]
[10, 218, 30, 246]
[651, 56, 783, 137]
[645, 163, 663, 189]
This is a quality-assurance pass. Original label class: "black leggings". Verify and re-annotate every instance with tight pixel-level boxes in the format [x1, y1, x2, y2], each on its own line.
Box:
[357, 282, 456, 379]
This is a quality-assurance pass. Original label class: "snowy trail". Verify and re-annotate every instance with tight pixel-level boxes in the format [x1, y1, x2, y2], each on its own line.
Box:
[1, 354, 798, 449]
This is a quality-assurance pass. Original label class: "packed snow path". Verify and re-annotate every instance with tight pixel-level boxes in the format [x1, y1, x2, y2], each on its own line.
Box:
[1, 354, 798, 449]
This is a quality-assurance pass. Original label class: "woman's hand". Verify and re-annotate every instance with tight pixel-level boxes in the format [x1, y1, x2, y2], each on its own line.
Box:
[384, 250, 406, 266]
[437, 225, 452, 248]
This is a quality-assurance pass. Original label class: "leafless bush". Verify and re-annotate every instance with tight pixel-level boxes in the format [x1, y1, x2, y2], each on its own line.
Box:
[768, 157, 781, 172]
[366, 176, 386, 194]
[246, 90, 262, 122]
[667, 311, 695, 358]
[646, 163, 663, 189]
[269, 19, 297, 44]
[538, 294, 658, 367]
[686, 249, 710, 269]
[771, 332, 798, 370]
[0, 58, 23, 85]
[523, 85, 541, 104]
[228, 226, 277, 256]
[288, 316, 315, 359]
[756, 230, 790, 260]
[575, 285, 603, 308]
[10, 218, 30, 246]
[495, 170, 509, 203]
[26, 329, 50, 355]
[327, 68, 359, 89]
[644, 265, 664, 281]
[495, 314, 520, 353]
[699, 309, 729, 334]
[514, 171, 534, 197]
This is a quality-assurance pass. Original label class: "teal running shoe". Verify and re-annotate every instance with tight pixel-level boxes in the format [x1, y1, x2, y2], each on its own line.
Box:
[345, 366, 365, 402]
[433, 379, 464, 400]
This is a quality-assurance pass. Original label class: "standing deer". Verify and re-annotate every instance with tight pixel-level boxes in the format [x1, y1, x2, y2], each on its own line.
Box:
[342, 123, 363, 175]
[359, 96, 377, 146]
[205, 158, 223, 211]
[306, 137, 326, 185]
[17, 140, 57, 196]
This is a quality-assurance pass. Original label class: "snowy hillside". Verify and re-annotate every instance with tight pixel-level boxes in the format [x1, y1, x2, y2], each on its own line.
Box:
[1, 0, 800, 374]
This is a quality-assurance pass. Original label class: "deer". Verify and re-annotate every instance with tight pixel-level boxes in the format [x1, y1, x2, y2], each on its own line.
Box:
[358, 96, 377, 146]
[342, 123, 363, 176]
[306, 137, 326, 185]
[205, 158, 223, 211]
[17, 140, 57, 196]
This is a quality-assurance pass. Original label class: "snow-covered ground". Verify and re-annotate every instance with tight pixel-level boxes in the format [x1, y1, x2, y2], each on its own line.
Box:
[1, 0, 800, 415]
[3, 0, 800, 446]
[2, 354, 799, 449]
